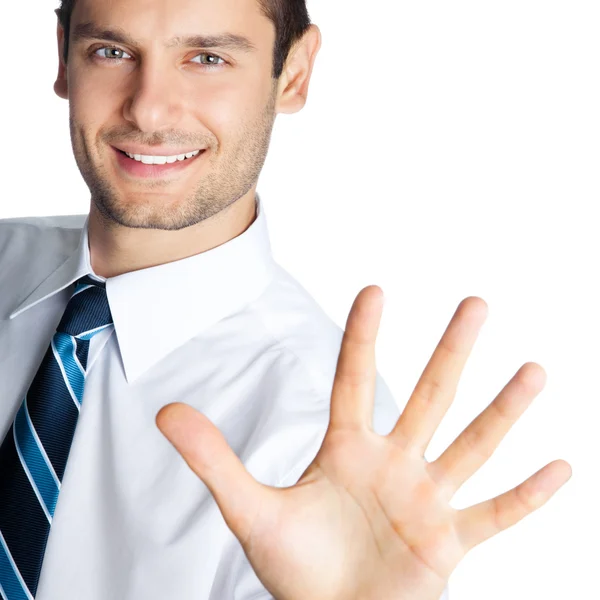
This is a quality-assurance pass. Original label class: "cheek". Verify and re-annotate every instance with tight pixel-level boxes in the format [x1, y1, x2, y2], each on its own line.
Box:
[186, 75, 267, 134]
[69, 69, 123, 125]
[186, 84, 246, 137]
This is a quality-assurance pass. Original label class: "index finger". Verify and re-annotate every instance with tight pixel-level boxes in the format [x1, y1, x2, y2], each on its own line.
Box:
[328, 285, 385, 433]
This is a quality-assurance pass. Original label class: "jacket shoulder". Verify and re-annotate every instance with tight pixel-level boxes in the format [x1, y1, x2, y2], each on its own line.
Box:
[0, 213, 87, 232]
[0, 214, 87, 255]
[0, 215, 87, 310]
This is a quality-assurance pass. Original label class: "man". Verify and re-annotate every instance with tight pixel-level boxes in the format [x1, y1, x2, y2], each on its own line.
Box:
[0, 0, 571, 598]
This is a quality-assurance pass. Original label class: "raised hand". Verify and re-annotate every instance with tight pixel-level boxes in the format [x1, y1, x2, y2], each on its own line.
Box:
[156, 286, 572, 600]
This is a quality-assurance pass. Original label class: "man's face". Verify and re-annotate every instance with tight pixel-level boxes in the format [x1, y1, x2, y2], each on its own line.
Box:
[58, 0, 280, 231]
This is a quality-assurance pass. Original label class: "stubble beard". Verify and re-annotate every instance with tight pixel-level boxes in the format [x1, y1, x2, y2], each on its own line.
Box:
[71, 84, 278, 231]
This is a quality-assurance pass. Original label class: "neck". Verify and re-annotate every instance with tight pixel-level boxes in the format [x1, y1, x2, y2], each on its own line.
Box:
[87, 190, 258, 279]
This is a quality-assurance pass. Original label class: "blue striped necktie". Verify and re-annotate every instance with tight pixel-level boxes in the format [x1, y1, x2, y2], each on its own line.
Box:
[0, 275, 113, 600]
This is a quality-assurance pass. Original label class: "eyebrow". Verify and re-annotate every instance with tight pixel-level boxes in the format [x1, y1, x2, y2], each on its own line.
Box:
[71, 22, 257, 53]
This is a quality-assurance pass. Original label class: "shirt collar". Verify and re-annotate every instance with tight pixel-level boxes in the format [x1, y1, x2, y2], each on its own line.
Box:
[10, 194, 277, 384]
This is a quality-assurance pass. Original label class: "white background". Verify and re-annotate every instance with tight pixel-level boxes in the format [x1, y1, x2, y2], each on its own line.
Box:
[2, 1, 598, 598]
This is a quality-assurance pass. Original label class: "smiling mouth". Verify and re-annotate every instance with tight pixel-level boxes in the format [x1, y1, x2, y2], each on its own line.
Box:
[116, 148, 204, 164]
[112, 145, 207, 178]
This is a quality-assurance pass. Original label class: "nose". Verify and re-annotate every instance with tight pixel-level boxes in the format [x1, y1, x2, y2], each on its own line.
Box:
[123, 58, 183, 133]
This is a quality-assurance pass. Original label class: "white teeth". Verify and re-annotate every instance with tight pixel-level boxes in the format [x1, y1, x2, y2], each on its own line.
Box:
[124, 150, 201, 164]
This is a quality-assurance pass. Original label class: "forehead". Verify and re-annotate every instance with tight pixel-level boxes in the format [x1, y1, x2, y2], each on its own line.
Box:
[72, 0, 274, 48]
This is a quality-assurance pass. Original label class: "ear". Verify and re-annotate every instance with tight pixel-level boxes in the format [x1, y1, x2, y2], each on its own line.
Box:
[54, 11, 69, 100]
[276, 24, 322, 115]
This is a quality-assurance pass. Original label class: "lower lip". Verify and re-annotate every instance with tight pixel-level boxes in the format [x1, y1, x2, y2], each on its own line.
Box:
[112, 146, 206, 178]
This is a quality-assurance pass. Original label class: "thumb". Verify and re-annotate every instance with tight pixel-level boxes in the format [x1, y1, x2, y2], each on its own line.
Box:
[156, 402, 267, 546]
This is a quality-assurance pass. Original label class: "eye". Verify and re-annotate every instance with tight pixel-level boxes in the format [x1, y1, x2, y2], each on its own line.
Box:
[93, 46, 132, 61]
[191, 52, 226, 69]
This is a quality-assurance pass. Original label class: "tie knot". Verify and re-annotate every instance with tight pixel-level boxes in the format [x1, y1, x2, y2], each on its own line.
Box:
[56, 274, 114, 338]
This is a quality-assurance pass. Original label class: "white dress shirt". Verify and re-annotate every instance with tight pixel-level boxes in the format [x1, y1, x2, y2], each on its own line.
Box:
[0, 194, 449, 600]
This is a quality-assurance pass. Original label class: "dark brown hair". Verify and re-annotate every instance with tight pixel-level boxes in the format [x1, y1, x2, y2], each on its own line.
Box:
[55, 0, 312, 79]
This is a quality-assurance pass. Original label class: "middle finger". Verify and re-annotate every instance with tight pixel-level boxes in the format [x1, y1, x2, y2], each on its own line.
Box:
[388, 296, 488, 453]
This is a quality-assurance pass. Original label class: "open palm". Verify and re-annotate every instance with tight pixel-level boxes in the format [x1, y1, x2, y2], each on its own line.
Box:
[156, 287, 572, 600]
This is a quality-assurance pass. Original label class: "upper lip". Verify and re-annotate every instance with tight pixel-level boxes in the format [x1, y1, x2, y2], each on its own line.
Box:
[112, 144, 206, 156]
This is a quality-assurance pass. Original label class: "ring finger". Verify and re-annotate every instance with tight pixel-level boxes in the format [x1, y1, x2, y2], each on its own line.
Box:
[428, 362, 547, 497]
